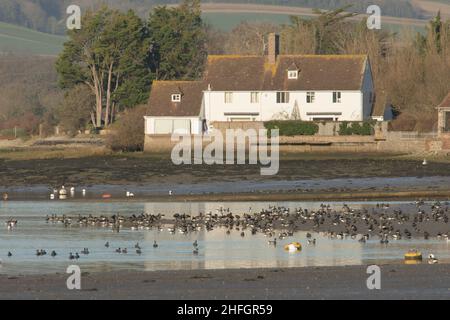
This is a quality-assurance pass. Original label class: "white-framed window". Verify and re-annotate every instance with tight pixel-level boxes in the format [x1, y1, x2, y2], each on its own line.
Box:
[224, 92, 233, 104]
[288, 70, 298, 79]
[333, 91, 342, 103]
[276, 91, 289, 104]
[171, 94, 181, 102]
[306, 92, 315, 103]
[250, 92, 259, 103]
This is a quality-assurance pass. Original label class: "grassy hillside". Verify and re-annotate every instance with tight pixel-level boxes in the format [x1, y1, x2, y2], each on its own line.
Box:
[0, 21, 66, 56]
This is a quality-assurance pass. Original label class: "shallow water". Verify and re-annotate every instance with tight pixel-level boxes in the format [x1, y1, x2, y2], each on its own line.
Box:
[0, 200, 449, 275]
[2, 175, 450, 199]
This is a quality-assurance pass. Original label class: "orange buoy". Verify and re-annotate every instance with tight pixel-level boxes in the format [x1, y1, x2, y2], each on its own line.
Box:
[102, 194, 112, 199]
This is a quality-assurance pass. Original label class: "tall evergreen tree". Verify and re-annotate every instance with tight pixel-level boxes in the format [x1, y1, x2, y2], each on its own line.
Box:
[148, 0, 207, 80]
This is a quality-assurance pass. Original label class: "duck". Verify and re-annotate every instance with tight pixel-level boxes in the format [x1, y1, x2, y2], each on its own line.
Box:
[422, 159, 428, 166]
[69, 252, 75, 260]
[115, 247, 121, 253]
[307, 239, 317, 245]
[51, 251, 57, 257]
[81, 248, 89, 255]
[428, 254, 438, 264]
[105, 241, 110, 248]
[193, 240, 198, 247]
[135, 242, 141, 249]
[268, 238, 277, 246]
[75, 253, 80, 259]
[136, 248, 142, 255]
[126, 191, 135, 198]
[121, 248, 128, 254]
[193, 248, 199, 255]
[153, 241, 158, 248]
[7, 252, 12, 257]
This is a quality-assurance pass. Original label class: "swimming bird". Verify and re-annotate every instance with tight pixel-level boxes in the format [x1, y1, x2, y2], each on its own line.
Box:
[69, 252, 75, 260]
[135, 242, 141, 249]
[81, 248, 89, 255]
[428, 254, 438, 264]
[153, 241, 158, 248]
[169, 190, 173, 196]
[193, 240, 198, 247]
[422, 159, 428, 166]
[51, 251, 57, 257]
[7, 252, 12, 257]
[115, 248, 121, 253]
[193, 248, 199, 255]
[136, 249, 142, 255]
[268, 238, 277, 246]
[75, 253, 80, 259]
[126, 191, 135, 198]
[105, 242, 110, 248]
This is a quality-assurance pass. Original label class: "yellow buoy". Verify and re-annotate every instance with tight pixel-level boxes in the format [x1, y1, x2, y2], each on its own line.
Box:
[404, 249, 422, 262]
[284, 242, 302, 252]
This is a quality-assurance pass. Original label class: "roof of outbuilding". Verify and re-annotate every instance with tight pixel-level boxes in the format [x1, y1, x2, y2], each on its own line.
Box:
[438, 92, 450, 109]
[147, 81, 205, 117]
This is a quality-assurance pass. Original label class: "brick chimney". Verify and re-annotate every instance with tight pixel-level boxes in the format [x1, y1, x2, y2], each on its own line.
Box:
[267, 33, 280, 64]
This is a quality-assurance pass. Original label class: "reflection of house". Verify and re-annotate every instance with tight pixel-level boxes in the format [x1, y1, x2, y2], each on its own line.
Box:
[437, 92, 450, 136]
[144, 33, 375, 135]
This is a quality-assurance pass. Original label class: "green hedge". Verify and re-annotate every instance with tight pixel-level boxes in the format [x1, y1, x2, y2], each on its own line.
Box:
[264, 121, 319, 136]
[338, 122, 374, 135]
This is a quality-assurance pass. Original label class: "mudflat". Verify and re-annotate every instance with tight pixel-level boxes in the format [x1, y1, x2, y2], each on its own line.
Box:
[1, 152, 449, 187]
[1, 264, 449, 300]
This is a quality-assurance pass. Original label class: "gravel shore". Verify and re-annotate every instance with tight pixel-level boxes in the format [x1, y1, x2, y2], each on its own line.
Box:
[1, 264, 449, 300]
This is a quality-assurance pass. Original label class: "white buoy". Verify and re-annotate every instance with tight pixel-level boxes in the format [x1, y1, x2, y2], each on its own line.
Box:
[82, 189, 86, 196]
[50, 194, 55, 200]
[59, 186, 67, 196]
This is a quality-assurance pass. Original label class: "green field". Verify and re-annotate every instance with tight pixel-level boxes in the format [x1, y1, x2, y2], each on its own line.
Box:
[203, 12, 425, 33]
[0, 12, 426, 56]
[0, 21, 66, 56]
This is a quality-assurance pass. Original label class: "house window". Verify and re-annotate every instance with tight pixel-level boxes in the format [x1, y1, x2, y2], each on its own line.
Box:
[224, 92, 233, 104]
[306, 92, 315, 103]
[276, 92, 289, 103]
[250, 92, 259, 103]
[288, 70, 298, 79]
[333, 92, 342, 103]
[171, 94, 181, 102]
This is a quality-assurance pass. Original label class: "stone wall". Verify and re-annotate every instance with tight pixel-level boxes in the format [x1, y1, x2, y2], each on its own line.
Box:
[144, 121, 449, 154]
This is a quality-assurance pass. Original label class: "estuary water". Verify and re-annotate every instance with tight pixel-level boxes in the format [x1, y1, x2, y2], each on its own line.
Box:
[0, 200, 449, 275]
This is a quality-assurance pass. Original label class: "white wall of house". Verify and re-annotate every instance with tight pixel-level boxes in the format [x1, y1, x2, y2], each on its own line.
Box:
[144, 116, 202, 135]
[203, 90, 371, 123]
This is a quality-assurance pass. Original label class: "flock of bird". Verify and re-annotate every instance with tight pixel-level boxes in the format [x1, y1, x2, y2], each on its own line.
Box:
[3, 201, 450, 264]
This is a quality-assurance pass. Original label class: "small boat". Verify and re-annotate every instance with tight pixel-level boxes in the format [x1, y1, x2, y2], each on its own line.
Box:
[102, 194, 112, 199]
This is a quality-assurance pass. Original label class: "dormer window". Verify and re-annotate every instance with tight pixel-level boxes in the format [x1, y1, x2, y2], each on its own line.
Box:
[288, 70, 298, 79]
[171, 94, 181, 102]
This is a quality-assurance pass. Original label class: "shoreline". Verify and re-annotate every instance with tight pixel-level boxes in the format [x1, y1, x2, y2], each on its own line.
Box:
[1, 264, 449, 299]
[2, 188, 450, 202]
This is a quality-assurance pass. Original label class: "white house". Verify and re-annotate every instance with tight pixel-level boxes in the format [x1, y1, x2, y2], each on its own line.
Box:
[144, 33, 376, 135]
